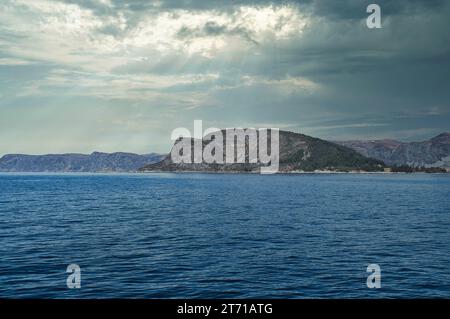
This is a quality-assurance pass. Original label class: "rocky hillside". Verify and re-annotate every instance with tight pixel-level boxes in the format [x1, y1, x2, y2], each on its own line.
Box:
[336, 132, 450, 168]
[140, 130, 385, 173]
[0, 152, 165, 172]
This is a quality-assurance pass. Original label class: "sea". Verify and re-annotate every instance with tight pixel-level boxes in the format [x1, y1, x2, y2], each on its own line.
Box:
[0, 172, 449, 298]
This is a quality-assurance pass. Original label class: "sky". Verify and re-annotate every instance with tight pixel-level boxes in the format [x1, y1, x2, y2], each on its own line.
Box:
[0, 0, 449, 155]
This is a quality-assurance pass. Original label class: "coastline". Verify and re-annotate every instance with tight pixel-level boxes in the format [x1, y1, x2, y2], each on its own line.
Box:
[1, 170, 448, 175]
[138, 170, 449, 175]
[2, 166, 448, 176]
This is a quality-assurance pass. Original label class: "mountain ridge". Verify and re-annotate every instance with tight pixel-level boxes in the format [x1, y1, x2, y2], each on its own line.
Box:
[2, 131, 449, 173]
[140, 129, 385, 173]
[0, 152, 165, 173]
[336, 132, 450, 168]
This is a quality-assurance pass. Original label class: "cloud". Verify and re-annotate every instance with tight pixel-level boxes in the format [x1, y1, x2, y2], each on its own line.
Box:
[0, 58, 35, 66]
[0, 1, 307, 69]
[305, 123, 389, 131]
[0, 0, 449, 155]
[19, 68, 221, 100]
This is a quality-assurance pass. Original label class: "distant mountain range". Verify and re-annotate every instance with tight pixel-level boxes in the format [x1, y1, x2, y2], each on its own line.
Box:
[0, 152, 165, 172]
[1, 131, 449, 173]
[140, 130, 385, 173]
[336, 132, 450, 168]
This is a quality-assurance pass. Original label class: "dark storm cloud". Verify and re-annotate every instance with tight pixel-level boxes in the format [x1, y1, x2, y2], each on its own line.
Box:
[67, 0, 446, 15]
[306, 0, 447, 19]
[176, 21, 258, 44]
[111, 0, 449, 140]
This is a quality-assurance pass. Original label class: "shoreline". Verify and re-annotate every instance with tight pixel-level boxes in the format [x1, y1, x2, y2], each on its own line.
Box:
[138, 170, 449, 175]
[0, 170, 448, 175]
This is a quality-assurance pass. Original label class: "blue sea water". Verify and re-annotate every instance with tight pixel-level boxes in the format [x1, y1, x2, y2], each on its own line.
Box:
[0, 172, 449, 298]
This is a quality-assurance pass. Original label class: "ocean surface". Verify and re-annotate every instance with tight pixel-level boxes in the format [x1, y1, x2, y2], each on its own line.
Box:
[0, 173, 449, 298]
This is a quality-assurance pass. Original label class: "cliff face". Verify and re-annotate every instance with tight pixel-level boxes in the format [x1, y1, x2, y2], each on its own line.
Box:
[0, 152, 165, 172]
[336, 132, 450, 168]
[140, 130, 385, 173]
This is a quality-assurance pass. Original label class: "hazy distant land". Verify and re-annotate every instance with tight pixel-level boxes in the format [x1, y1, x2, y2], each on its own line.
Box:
[1, 131, 448, 173]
